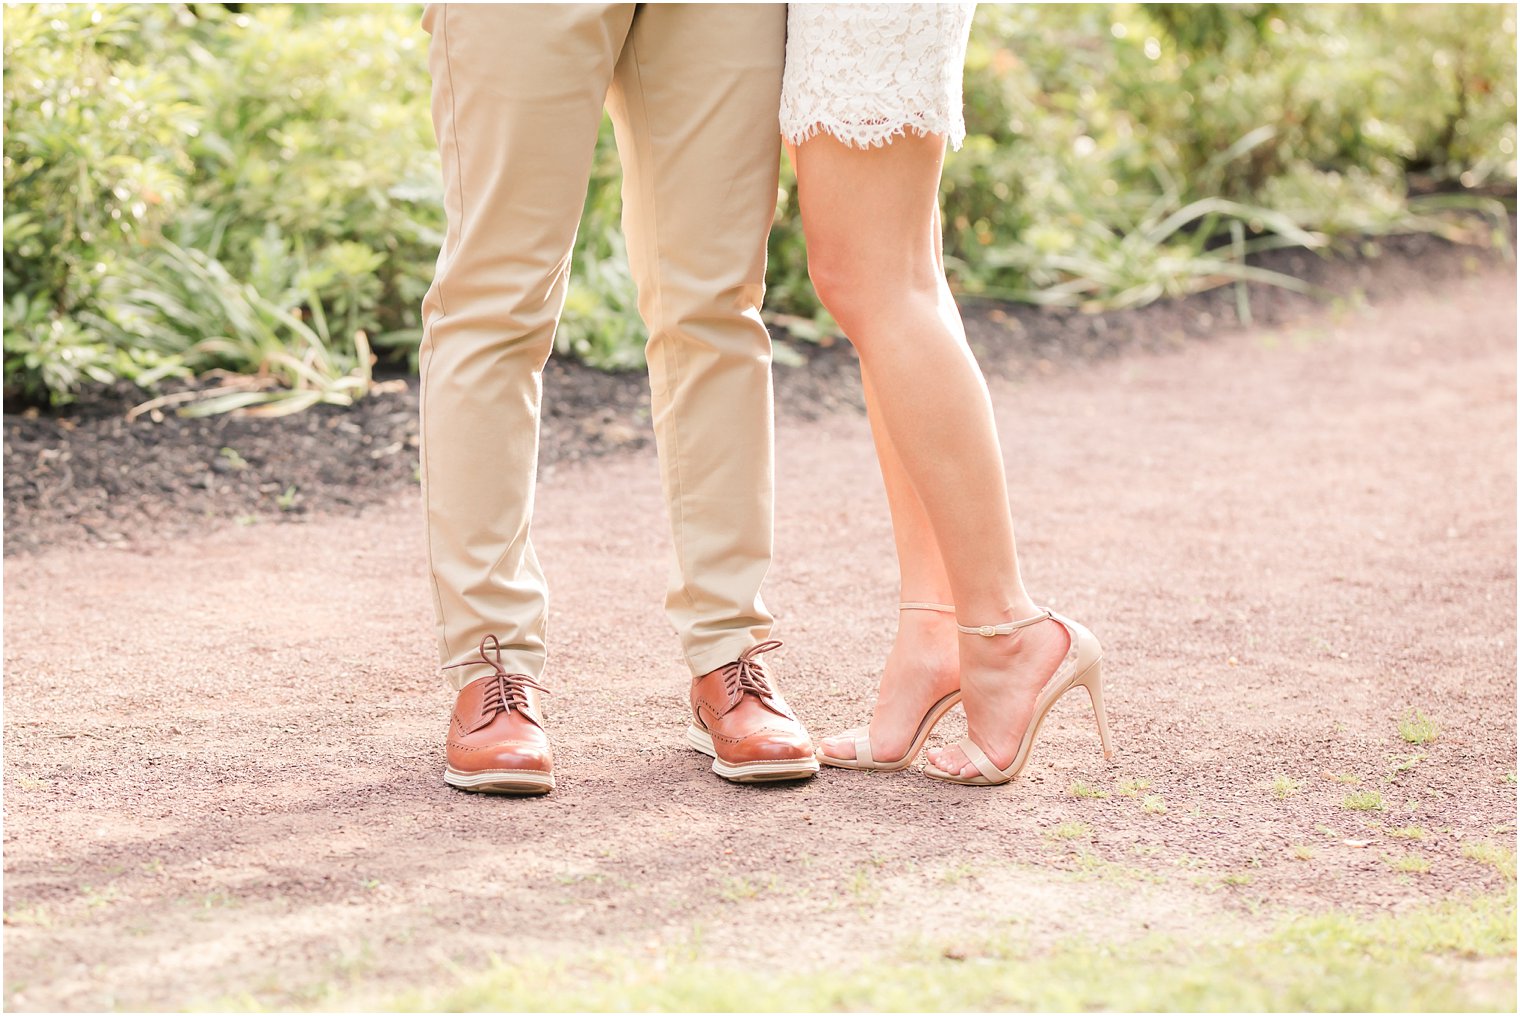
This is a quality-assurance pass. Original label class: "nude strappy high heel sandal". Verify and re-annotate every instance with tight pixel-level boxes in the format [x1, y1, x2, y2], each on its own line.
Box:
[816, 602, 963, 772]
[924, 608, 1113, 786]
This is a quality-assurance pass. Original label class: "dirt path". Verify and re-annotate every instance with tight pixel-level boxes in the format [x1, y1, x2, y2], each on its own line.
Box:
[4, 268, 1516, 1010]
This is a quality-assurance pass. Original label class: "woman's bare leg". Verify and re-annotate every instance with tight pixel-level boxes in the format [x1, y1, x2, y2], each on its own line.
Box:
[793, 131, 1069, 777]
[816, 367, 960, 762]
[791, 139, 959, 764]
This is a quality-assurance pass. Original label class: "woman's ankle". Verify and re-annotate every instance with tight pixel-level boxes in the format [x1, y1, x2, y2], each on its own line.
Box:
[954, 597, 1040, 627]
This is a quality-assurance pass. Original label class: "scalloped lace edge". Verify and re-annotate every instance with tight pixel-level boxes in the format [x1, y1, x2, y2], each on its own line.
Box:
[781, 115, 967, 152]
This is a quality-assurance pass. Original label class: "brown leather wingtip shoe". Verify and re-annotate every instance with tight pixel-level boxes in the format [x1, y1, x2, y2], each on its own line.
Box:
[687, 641, 819, 784]
[443, 636, 554, 796]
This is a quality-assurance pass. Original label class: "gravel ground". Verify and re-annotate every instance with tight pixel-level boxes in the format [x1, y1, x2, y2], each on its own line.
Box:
[2, 260, 1515, 1011]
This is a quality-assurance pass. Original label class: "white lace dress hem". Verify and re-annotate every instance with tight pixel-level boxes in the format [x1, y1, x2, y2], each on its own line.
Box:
[779, 3, 976, 152]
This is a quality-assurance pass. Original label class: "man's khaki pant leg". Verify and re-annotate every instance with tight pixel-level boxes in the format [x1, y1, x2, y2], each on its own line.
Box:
[606, 5, 788, 676]
[419, 3, 635, 688]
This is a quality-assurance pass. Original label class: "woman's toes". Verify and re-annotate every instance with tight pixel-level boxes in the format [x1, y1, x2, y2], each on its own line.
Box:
[820, 735, 856, 760]
[932, 744, 967, 774]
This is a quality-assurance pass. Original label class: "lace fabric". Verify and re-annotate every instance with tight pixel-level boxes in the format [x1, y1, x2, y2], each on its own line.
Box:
[780, 3, 976, 151]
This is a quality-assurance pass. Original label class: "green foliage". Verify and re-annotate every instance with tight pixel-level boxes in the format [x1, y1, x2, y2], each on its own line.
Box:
[937, 4, 1515, 308]
[3, 2, 431, 405]
[3, 3, 1515, 408]
[2, 3, 200, 401]
[173, 3, 438, 349]
[103, 240, 372, 416]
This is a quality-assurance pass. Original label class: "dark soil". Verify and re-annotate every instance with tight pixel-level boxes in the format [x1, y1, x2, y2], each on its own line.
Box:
[2, 231, 1509, 556]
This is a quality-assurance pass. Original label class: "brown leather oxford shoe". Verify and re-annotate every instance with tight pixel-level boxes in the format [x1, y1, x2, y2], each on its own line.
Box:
[687, 640, 818, 783]
[443, 636, 554, 795]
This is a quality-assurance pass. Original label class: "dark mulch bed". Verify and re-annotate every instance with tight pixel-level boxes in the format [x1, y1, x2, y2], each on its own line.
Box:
[3, 230, 1509, 556]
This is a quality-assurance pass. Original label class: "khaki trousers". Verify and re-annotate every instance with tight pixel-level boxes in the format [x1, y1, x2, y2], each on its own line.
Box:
[419, 4, 785, 689]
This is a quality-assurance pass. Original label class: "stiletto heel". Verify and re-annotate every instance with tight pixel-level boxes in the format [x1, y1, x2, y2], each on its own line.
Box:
[924, 608, 1111, 786]
[1074, 659, 1115, 761]
[817, 602, 961, 772]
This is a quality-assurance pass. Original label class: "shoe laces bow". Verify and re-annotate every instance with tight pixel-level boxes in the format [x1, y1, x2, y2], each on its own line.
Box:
[716, 639, 786, 713]
[444, 634, 549, 732]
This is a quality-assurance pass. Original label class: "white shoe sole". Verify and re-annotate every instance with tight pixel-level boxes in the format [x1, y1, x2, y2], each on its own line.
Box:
[685, 725, 820, 783]
[443, 767, 555, 795]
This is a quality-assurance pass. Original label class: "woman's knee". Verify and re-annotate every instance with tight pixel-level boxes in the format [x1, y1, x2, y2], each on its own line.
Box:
[807, 245, 939, 338]
[806, 247, 869, 327]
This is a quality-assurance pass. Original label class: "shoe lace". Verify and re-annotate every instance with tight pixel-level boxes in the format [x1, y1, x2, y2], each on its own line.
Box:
[717, 639, 783, 703]
[443, 635, 549, 726]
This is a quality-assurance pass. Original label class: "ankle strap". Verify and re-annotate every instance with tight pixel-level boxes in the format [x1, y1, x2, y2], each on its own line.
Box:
[958, 608, 1052, 637]
[900, 601, 955, 613]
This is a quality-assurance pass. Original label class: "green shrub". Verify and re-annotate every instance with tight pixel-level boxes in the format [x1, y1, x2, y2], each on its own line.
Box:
[3, 3, 1514, 408]
[937, 4, 1515, 307]
[2, 3, 201, 401]
[174, 3, 438, 350]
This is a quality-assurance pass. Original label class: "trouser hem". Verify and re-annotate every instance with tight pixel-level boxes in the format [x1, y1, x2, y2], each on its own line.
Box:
[442, 650, 546, 692]
[684, 634, 769, 679]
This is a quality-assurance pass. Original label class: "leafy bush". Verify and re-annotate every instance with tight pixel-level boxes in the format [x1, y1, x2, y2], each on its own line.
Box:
[173, 3, 439, 349]
[932, 3, 1516, 309]
[3, 3, 1515, 408]
[2, 3, 201, 401]
[3, 2, 434, 407]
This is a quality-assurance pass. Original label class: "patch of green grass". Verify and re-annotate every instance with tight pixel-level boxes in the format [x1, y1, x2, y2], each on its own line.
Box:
[79, 884, 122, 910]
[1329, 773, 1362, 785]
[845, 866, 877, 903]
[1142, 794, 1167, 815]
[1387, 853, 1431, 875]
[1386, 752, 1426, 780]
[2, 903, 52, 927]
[392, 891, 1517, 1012]
[1271, 774, 1302, 799]
[1343, 790, 1384, 812]
[1289, 844, 1315, 861]
[1068, 780, 1108, 800]
[1399, 710, 1439, 745]
[1116, 777, 1152, 797]
[938, 862, 977, 885]
[1067, 850, 1165, 885]
[1046, 821, 1091, 841]
[1220, 872, 1253, 887]
[195, 890, 236, 911]
[1462, 841, 1518, 881]
[718, 876, 776, 902]
[1388, 826, 1427, 840]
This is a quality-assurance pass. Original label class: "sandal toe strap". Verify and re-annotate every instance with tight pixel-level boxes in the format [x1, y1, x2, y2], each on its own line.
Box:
[855, 732, 875, 766]
[821, 727, 870, 764]
[958, 737, 1004, 782]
